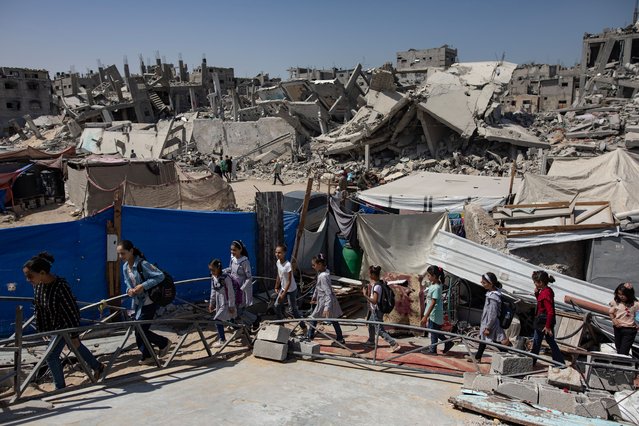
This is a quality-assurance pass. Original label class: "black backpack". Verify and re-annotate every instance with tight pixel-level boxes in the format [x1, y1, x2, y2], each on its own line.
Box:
[137, 261, 176, 307]
[499, 297, 515, 329]
[377, 280, 395, 314]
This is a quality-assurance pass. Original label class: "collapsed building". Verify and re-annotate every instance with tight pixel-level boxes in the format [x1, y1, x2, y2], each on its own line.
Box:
[0, 67, 54, 136]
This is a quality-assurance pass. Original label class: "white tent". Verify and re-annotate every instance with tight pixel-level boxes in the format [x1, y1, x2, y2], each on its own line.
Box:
[357, 171, 520, 212]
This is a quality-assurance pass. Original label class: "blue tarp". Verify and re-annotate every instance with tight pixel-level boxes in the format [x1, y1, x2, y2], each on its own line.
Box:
[283, 211, 300, 255]
[0, 208, 113, 336]
[120, 206, 257, 304]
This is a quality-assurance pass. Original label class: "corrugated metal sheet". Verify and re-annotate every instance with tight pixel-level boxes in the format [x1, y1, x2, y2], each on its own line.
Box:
[426, 231, 611, 306]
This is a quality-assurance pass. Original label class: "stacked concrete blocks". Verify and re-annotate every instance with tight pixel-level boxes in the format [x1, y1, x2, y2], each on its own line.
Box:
[253, 325, 291, 362]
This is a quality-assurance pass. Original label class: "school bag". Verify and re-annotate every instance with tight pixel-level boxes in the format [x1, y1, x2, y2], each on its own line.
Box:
[499, 296, 515, 330]
[221, 272, 244, 307]
[377, 280, 395, 314]
[137, 262, 176, 307]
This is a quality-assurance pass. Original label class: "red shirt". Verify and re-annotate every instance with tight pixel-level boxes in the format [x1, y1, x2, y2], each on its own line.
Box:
[535, 286, 556, 329]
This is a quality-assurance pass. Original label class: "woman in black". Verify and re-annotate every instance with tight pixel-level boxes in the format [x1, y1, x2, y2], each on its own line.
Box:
[23, 252, 104, 389]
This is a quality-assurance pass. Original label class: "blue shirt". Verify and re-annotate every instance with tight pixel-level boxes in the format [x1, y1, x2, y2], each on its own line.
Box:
[121, 256, 165, 319]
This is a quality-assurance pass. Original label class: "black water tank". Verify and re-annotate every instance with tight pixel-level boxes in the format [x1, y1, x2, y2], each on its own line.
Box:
[12, 172, 41, 200]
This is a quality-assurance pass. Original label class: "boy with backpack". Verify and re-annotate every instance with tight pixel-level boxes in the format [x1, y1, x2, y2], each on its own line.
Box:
[362, 265, 401, 353]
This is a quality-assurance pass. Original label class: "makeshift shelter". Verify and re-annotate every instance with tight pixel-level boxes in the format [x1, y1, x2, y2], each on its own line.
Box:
[357, 171, 519, 212]
[67, 156, 235, 214]
[516, 149, 639, 217]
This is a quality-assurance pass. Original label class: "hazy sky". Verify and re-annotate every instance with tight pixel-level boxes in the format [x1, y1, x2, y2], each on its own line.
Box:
[0, 0, 635, 79]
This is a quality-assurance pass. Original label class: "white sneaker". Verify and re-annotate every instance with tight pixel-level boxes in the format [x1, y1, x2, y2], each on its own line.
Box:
[213, 340, 226, 348]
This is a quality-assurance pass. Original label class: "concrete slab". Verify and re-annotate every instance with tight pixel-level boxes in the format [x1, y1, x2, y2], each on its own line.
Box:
[0, 357, 482, 425]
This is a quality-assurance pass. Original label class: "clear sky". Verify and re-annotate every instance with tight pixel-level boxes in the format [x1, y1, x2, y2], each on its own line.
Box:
[0, 0, 635, 79]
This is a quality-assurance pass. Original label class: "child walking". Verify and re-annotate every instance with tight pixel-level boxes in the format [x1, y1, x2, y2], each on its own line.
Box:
[208, 259, 236, 348]
[609, 282, 639, 355]
[530, 270, 565, 365]
[274, 244, 307, 332]
[306, 254, 345, 345]
[362, 265, 401, 352]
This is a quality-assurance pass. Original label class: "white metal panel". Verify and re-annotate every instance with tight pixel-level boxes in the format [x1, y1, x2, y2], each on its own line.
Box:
[426, 231, 611, 306]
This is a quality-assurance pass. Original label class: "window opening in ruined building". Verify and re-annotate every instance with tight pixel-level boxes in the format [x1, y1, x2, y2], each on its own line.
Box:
[4, 81, 18, 90]
[6, 101, 21, 110]
[561, 82, 568, 87]
[27, 82, 39, 90]
[29, 100, 42, 110]
[608, 40, 622, 63]
[587, 43, 603, 67]
[630, 38, 639, 64]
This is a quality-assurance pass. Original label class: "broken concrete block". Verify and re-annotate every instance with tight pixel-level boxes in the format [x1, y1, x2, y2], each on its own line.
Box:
[463, 372, 478, 389]
[573, 394, 608, 419]
[490, 353, 533, 375]
[253, 339, 287, 361]
[586, 353, 637, 392]
[496, 379, 538, 403]
[256, 325, 291, 344]
[537, 384, 578, 414]
[525, 376, 548, 386]
[288, 338, 320, 360]
[471, 374, 501, 393]
[548, 366, 585, 392]
[586, 390, 620, 420]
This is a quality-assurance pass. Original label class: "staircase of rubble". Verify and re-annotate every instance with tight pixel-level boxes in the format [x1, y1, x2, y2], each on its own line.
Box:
[148, 91, 168, 112]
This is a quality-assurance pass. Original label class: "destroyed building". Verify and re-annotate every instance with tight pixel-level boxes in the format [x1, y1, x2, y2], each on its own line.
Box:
[396, 45, 458, 86]
[0, 67, 53, 136]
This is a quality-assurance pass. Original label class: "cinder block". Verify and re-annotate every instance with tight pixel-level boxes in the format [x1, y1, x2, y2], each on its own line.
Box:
[573, 394, 608, 419]
[490, 353, 533, 375]
[537, 384, 578, 414]
[586, 390, 620, 420]
[586, 352, 637, 392]
[253, 339, 287, 361]
[548, 366, 585, 392]
[496, 380, 538, 403]
[525, 376, 549, 386]
[472, 374, 501, 393]
[256, 325, 291, 344]
[288, 338, 320, 360]
[463, 372, 478, 389]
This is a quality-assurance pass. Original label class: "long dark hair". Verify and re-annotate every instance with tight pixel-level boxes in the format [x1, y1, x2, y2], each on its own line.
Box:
[23, 252, 55, 274]
[312, 253, 327, 266]
[427, 265, 445, 283]
[369, 265, 382, 279]
[232, 240, 249, 258]
[614, 283, 637, 305]
[482, 272, 502, 289]
[118, 240, 144, 258]
[532, 270, 555, 285]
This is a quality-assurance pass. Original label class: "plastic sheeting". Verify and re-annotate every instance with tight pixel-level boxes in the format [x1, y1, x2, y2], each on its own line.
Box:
[283, 211, 300, 257]
[0, 208, 113, 336]
[357, 171, 518, 212]
[121, 206, 256, 303]
[357, 212, 449, 277]
[516, 149, 639, 215]
[506, 228, 619, 250]
[294, 217, 328, 275]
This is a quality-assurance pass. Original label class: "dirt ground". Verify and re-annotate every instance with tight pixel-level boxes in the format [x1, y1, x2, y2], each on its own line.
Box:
[0, 177, 326, 229]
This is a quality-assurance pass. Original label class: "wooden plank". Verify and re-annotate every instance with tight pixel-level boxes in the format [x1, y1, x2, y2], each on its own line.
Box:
[493, 207, 573, 220]
[255, 191, 283, 289]
[503, 201, 570, 209]
[574, 204, 609, 225]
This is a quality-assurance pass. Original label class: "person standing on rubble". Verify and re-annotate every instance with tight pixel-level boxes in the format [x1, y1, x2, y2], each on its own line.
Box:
[230, 156, 237, 181]
[220, 156, 227, 180]
[118, 240, 171, 365]
[420, 265, 454, 355]
[306, 254, 345, 346]
[273, 160, 284, 185]
[208, 258, 236, 348]
[468, 272, 508, 363]
[609, 282, 639, 355]
[530, 270, 565, 366]
[362, 265, 401, 353]
[23, 252, 105, 389]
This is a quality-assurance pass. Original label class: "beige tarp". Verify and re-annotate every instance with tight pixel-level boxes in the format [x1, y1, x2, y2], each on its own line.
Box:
[67, 158, 235, 214]
[515, 149, 639, 215]
[356, 212, 449, 277]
